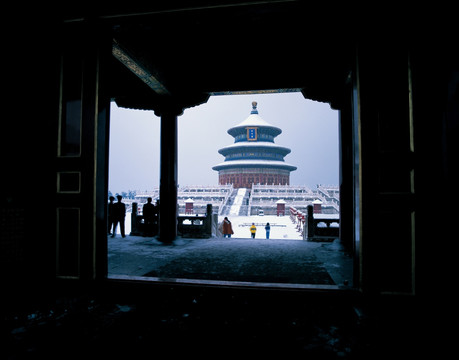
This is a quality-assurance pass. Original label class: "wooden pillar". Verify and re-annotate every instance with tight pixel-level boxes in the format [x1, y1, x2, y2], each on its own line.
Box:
[158, 106, 180, 242]
[205, 204, 213, 237]
[339, 96, 354, 251]
[130, 202, 139, 235]
[306, 205, 314, 240]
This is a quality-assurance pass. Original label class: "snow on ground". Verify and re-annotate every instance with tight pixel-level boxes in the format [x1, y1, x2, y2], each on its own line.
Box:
[219, 214, 303, 240]
[113, 212, 302, 240]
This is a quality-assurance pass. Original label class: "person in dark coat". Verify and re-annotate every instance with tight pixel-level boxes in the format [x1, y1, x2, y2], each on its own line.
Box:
[222, 216, 234, 238]
[142, 197, 156, 236]
[112, 195, 126, 238]
[108, 196, 115, 235]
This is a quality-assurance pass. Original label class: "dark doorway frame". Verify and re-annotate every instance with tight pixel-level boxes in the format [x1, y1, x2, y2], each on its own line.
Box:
[53, 7, 422, 297]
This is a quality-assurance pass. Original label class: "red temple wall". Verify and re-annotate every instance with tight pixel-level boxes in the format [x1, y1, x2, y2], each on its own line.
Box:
[218, 170, 290, 188]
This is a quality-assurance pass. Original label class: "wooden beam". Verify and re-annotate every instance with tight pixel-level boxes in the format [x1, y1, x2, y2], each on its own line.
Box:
[112, 39, 170, 96]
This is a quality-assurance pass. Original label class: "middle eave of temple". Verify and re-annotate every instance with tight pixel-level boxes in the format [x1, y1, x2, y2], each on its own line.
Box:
[217, 141, 292, 157]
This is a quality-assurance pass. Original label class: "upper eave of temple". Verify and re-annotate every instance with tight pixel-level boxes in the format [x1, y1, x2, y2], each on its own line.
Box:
[227, 102, 282, 137]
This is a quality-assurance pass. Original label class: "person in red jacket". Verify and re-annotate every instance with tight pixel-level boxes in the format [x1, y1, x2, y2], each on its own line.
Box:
[222, 217, 234, 238]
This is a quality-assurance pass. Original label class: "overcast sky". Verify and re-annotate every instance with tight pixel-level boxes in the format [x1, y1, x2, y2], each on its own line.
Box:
[108, 92, 339, 194]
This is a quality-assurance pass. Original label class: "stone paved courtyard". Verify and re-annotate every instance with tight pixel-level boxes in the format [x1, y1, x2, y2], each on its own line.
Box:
[108, 236, 353, 287]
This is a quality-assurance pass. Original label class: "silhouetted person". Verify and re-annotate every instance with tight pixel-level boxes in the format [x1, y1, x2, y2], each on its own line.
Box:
[112, 195, 126, 238]
[108, 196, 115, 235]
[222, 216, 234, 238]
[142, 197, 155, 236]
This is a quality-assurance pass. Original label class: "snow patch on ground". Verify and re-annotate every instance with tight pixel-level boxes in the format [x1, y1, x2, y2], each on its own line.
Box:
[219, 214, 302, 240]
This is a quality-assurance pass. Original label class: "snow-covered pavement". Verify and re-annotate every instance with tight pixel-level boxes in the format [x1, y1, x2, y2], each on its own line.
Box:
[112, 212, 303, 240]
[219, 214, 303, 240]
[108, 214, 351, 286]
[108, 235, 353, 286]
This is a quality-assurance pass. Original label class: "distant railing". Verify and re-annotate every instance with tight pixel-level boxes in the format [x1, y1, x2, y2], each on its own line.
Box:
[130, 203, 216, 239]
[130, 202, 158, 236]
[290, 205, 339, 241]
[177, 204, 214, 238]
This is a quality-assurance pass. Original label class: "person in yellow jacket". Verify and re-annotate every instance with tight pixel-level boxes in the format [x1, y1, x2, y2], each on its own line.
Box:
[250, 223, 257, 239]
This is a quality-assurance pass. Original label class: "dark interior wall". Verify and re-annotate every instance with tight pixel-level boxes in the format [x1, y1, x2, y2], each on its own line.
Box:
[1, 19, 60, 289]
[410, 39, 459, 296]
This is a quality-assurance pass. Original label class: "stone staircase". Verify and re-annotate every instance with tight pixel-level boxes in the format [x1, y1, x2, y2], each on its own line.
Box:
[219, 188, 251, 216]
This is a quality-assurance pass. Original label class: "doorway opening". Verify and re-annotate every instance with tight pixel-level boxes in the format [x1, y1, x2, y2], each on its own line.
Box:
[107, 91, 352, 289]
